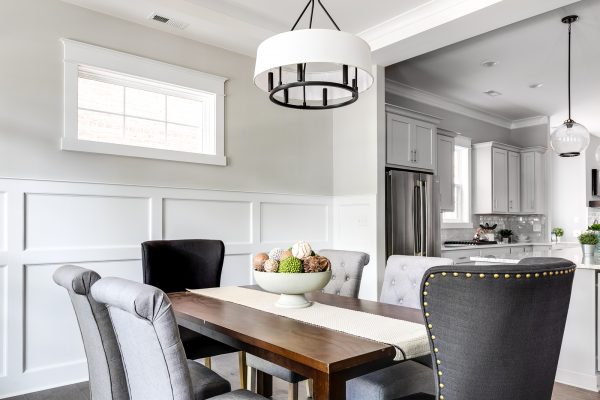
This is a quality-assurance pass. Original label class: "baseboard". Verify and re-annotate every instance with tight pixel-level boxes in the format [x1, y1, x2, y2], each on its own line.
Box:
[555, 368, 599, 392]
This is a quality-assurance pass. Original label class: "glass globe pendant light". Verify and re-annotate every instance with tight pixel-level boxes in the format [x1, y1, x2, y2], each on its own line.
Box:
[253, 0, 373, 110]
[550, 15, 590, 157]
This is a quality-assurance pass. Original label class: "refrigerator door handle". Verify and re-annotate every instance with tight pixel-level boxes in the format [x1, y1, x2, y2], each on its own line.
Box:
[388, 172, 394, 256]
[413, 183, 420, 256]
[422, 179, 428, 257]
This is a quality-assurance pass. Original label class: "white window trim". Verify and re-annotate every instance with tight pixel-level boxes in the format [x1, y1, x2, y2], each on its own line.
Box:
[61, 39, 228, 165]
[442, 135, 472, 229]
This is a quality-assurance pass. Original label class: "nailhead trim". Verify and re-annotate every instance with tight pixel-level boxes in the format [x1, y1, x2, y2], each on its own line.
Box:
[422, 266, 575, 400]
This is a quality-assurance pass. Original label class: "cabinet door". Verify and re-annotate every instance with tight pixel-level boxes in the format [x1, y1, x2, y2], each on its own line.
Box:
[414, 121, 436, 170]
[492, 148, 509, 212]
[386, 113, 412, 167]
[508, 151, 521, 212]
[437, 135, 454, 211]
[521, 152, 535, 213]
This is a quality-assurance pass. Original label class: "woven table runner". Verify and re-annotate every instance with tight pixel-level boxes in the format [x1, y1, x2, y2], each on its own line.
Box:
[187, 286, 429, 361]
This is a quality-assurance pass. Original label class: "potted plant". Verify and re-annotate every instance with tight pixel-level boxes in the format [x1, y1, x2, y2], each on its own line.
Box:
[578, 231, 598, 263]
[498, 229, 512, 244]
[589, 224, 600, 252]
[552, 227, 564, 243]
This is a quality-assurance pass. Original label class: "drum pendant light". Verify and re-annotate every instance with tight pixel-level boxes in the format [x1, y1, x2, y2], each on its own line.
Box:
[550, 15, 590, 157]
[253, 0, 373, 110]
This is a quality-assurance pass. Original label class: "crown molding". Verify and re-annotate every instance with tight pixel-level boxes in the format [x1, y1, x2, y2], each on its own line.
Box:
[386, 79, 550, 131]
[386, 79, 513, 129]
[510, 116, 549, 129]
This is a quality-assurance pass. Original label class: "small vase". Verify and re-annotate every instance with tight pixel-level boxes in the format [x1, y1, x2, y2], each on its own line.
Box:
[502, 238, 509, 244]
[582, 244, 595, 264]
[556, 236, 561, 243]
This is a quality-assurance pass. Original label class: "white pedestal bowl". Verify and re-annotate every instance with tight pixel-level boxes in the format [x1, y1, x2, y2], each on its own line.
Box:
[253, 270, 332, 308]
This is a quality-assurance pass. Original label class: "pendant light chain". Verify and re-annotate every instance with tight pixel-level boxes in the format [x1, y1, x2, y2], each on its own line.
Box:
[567, 21, 572, 122]
[291, 0, 341, 31]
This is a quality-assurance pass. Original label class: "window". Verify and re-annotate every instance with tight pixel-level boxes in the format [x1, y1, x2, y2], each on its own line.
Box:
[442, 140, 471, 226]
[62, 39, 227, 165]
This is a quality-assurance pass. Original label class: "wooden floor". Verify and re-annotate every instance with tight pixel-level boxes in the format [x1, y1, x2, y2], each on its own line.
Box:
[5, 353, 599, 400]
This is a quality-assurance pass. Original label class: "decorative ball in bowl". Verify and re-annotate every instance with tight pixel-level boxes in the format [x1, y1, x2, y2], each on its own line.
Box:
[252, 241, 332, 309]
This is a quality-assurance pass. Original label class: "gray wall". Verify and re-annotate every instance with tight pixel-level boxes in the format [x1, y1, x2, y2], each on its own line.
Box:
[0, 0, 333, 195]
[510, 124, 549, 147]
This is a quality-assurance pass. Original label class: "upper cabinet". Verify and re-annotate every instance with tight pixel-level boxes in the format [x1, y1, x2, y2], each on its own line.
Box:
[437, 130, 456, 212]
[386, 105, 440, 171]
[473, 142, 546, 214]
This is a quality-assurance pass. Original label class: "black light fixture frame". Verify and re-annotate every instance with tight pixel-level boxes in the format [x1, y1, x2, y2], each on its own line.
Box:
[267, 0, 360, 110]
[558, 14, 580, 157]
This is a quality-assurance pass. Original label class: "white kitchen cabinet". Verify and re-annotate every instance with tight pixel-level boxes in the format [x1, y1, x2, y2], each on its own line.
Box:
[473, 142, 546, 215]
[437, 130, 455, 211]
[441, 249, 480, 264]
[508, 151, 521, 212]
[510, 246, 533, 254]
[386, 104, 440, 171]
[521, 150, 546, 214]
[492, 148, 508, 213]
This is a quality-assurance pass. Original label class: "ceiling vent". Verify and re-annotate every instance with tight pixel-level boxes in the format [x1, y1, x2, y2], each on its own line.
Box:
[148, 13, 189, 30]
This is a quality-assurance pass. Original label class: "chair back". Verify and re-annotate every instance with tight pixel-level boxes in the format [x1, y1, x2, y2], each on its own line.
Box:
[142, 239, 225, 293]
[319, 249, 369, 298]
[92, 277, 193, 400]
[380, 255, 453, 309]
[421, 258, 575, 400]
[53, 265, 128, 400]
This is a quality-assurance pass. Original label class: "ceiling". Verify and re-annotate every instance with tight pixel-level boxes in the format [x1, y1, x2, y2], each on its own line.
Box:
[386, 0, 600, 134]
[63, 0, 580, 66]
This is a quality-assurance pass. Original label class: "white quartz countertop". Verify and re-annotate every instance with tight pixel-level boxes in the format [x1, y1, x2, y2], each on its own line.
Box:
[442, 242, 552, 251]
[469, 243, 600, 270]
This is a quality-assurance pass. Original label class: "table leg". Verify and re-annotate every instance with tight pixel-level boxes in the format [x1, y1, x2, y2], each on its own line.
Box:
[313, 371, 345, 400]
[256, 370, 273, 397]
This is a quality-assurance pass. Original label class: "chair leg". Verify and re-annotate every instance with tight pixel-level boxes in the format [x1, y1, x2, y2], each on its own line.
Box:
[238, 351, 247, 390]
[306, 379, 313, 398]
[204, 357, 212, 369]
[248, 366, 257, 392]
[288, 382, 298, 400]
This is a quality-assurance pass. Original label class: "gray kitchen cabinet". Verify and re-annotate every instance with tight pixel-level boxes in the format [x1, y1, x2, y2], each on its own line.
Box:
[508, 151, 521, 212]
[437, 130, 455, 211]
[473, 142, 546, 215]
[386, 104, 440, 171]
[521, 149, 546, 214]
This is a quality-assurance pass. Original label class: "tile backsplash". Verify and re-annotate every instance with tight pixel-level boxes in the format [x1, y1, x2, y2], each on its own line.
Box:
[442, 214, 547, 243]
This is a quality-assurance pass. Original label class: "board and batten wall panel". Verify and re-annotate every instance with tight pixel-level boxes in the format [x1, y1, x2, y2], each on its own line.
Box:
[0, 178, 332, 397]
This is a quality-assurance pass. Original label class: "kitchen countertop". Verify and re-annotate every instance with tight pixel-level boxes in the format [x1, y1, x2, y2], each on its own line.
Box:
[469, 243, 600, 270]
[442, 242, 552, 251]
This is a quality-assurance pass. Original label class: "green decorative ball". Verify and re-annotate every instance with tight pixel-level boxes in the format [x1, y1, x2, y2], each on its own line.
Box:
[278, 256, 303, 273]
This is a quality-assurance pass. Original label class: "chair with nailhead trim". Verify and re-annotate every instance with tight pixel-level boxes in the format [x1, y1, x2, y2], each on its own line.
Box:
[393, 257, 576, 400]
[347, 256, 453, 400]
[246, 249, 370, 399]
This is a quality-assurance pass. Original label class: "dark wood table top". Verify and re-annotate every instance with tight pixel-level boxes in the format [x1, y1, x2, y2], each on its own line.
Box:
[169, 286, 424, 376]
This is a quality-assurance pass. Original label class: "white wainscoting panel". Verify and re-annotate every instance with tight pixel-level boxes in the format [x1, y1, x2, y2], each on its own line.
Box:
[25, 194, 150, 250]
[0, 177, 332, 398]
[163, 199, 252, 244]
[24, 261, 142, 373]
[261, 203, 328, 243]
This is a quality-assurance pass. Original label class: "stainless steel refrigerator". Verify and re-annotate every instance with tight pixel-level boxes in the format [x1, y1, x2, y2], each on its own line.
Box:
[386, 169, 441, 258]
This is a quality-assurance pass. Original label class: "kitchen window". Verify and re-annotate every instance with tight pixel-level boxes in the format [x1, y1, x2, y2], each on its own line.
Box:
[62, 39, 227, 165]
[442, 139, 471, 226]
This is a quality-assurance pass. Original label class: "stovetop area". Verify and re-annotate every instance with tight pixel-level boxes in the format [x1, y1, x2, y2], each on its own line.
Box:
[443, 240, 498, 247]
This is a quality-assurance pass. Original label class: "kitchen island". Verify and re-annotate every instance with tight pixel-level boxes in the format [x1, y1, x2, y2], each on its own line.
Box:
[471, 243, 599, 392]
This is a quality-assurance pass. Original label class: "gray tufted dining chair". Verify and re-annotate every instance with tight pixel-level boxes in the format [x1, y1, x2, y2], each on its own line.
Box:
[395, 258, 576, 400]
[347, 256, 453, 400]
[320, 249, 370, 297]
[246, 249, 370, 399]
[53, 265, 129, 400]
[91, 276, 266, 400]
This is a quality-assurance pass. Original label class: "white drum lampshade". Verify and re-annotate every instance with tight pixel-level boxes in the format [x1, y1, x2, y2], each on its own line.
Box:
[253, 0, 373, 110]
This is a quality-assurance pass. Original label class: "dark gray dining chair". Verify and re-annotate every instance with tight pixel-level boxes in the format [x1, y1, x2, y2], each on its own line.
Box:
[53, 265, 129, 400]
[142, 239, 246, 387]
[394, 257, 576, 400]
[91, 276, 266, 400]
[246, 249, 370, 399]
[347, 255, 454, 400]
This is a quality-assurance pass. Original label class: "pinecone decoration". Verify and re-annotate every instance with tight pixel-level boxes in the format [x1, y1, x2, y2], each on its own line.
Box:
[303, 256, 331, 273]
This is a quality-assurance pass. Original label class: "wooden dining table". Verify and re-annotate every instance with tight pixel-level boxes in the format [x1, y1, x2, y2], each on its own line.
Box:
[169, 286, 425, 400]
